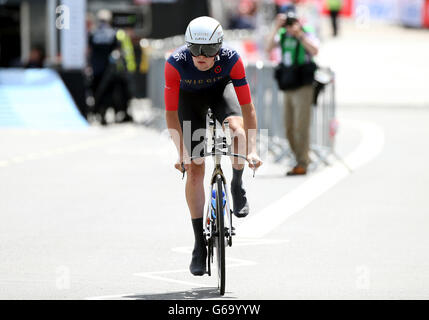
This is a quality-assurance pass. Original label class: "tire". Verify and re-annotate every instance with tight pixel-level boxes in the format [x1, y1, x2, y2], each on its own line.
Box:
[207, 237, 212, 277]
[215, 174, 226, 295]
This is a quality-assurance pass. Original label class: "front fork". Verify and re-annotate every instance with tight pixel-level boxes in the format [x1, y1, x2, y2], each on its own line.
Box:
[203, 178, 234, 247]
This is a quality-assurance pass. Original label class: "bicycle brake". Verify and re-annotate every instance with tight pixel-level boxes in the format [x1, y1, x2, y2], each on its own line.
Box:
[181, 163, 186, 180]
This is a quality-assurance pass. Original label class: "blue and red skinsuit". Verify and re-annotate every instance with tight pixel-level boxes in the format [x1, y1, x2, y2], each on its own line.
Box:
[164, 45, 252, 111]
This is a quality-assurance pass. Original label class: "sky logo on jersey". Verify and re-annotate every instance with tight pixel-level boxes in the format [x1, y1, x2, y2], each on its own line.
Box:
[221, 48, 236, 60]
[173, 52, 187, 62]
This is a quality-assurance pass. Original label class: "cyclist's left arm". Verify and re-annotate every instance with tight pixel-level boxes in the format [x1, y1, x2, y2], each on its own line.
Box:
[230, 57, 262, 169]
[240, 102, 259, 160]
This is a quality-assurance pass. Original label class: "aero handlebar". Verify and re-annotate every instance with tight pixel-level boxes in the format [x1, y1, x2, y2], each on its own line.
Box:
[180, 151, 257, 180]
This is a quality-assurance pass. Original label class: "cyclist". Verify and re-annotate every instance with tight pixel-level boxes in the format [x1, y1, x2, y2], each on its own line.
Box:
[165, 16, 262, 276]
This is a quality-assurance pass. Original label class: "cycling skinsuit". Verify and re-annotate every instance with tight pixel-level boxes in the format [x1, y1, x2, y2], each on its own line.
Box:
[164, 45, 252, 157]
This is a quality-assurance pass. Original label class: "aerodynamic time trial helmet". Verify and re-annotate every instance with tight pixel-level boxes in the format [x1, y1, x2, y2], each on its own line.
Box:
[184, 16, 223, 57]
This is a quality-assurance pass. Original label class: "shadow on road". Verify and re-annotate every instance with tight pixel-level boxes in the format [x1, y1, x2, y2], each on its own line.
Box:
[121, 287, 236, 300]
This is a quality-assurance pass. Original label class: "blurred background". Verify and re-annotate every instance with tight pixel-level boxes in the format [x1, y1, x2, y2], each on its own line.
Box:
[1, 0, 428, 128]
[1, 0, 429, 300]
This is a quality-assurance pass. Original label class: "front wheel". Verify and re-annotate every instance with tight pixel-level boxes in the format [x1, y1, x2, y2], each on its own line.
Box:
[215, 174, 226, 295]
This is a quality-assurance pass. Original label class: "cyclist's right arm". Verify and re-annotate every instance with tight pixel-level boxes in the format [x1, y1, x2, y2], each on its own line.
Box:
[164, 61, 190, 171]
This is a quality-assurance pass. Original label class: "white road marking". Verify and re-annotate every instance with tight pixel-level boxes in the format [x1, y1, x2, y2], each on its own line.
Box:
[86, 292, 143, 300]
[134, 272, 213, 289]
[232, 238, 290, 246]
[238, 119, 385, 238]
[132, 255, 258, 289]
[86, 238, 288, 300]
[133, 246, 262, 287]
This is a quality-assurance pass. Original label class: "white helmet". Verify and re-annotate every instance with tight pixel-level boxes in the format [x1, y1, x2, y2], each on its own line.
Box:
[185, 16, 223, 45]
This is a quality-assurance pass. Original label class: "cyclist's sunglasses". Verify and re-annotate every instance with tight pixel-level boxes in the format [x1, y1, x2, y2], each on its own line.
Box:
[187, 43, 222, 57]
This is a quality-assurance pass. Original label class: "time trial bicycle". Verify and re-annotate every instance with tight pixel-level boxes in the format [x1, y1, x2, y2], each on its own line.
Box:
[181, 108, 256, 295]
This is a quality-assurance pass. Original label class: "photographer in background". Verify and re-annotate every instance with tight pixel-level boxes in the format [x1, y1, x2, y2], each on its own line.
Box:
[266, 10, 319, 176]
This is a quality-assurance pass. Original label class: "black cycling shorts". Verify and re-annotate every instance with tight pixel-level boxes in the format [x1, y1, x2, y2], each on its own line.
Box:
[178, 81, 242, 159]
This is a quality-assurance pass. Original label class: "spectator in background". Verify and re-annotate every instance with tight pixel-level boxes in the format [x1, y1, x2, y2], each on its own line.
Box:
[113, 26, 137, 123]
[24, 46, 45, 68]
[88, 9, 118, 125]
[277, 0, 321, 38]
[228, 0, 258, 30]
[86, 12, 96, 34]
[326, 0, 342, 36]
[266, 10, 319, 176]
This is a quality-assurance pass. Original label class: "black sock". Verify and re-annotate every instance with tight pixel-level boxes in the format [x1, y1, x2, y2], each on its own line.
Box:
[191, 218, 205, 250]
[231, 168, 249, 217]
[231, 168, 244, 189]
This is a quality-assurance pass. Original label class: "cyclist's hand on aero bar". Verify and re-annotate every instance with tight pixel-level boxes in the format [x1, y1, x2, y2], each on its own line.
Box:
[175, 156, 191, 173]
[247, 152, 263, 170]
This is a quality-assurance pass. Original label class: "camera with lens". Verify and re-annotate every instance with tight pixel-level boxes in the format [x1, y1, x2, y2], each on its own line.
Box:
[283, 11, 299, 27]
[285, 16, 298, 26]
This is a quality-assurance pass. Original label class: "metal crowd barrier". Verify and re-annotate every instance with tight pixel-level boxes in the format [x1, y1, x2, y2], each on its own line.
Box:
[311, 67, 337, 166]
[240, 62, 336, 165]
[146, 53, 336, 166]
